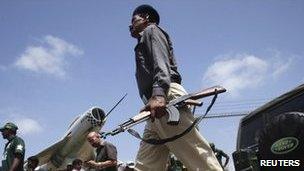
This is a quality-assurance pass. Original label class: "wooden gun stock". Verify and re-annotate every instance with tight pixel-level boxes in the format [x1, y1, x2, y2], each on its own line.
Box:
[131, 111, 151, 122]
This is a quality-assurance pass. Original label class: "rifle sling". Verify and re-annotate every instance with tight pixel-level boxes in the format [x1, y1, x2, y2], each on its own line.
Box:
[127, 90, 218, 145]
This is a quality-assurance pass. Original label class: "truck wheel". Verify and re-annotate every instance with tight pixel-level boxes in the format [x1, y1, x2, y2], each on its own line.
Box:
[258, 112, 304, 160]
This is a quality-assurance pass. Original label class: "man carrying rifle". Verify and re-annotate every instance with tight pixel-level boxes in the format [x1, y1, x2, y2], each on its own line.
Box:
[129, 4, 222, 171]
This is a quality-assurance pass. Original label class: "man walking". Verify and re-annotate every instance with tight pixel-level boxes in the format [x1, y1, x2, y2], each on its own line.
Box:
[1, 122, 25, 171]
[129, 4, 223, 171]
[210, 143, 230, 169]
[85, 131, 117, 171]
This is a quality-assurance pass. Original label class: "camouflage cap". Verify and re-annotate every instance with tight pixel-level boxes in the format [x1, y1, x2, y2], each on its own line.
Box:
[0, 122, 18, 132]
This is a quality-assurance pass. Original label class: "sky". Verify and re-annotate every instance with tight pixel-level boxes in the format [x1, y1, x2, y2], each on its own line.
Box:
[0, 1, 303, 170]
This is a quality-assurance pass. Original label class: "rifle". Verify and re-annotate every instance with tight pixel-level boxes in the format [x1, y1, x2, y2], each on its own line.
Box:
[101, 85, 226, 139]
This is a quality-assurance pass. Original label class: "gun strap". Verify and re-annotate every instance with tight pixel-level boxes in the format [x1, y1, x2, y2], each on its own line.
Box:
[127, 90, 218, 145]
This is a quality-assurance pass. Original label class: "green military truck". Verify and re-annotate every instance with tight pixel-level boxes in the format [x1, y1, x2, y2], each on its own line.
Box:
[233, 84, 304, 171]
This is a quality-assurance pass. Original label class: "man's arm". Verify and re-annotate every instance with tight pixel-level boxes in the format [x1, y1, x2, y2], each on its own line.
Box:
[99, 160, 117, 168]
[85, 160, 117, 169]
[141, 25, 172, 120]
[9, 138, 25, 171]
[144, 25, 171, 97]
[8, 154, 22, 171]
[218, 150, 229, 167]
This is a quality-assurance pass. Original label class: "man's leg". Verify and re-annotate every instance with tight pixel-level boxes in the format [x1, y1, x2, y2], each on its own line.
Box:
[134, 126, 170, 171]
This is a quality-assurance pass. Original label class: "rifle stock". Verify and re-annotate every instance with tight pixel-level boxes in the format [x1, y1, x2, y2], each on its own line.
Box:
[131, 111, 150, 122]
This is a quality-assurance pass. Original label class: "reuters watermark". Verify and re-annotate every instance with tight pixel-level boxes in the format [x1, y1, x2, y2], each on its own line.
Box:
[260, 160, 301, 167]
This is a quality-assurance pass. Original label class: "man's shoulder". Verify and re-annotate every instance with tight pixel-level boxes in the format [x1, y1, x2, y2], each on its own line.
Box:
[15, 136, 24, 141]
[104, 141, 117, 152]
[143, 24, 166, 36]
[104, 141, 116, 147]
[13, 136, 25, 144]
[145, 24, 159, 30]
[8, 136, 23, 145]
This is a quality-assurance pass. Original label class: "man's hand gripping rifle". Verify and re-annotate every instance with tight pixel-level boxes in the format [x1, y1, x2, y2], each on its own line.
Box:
[101, 85, 226, 139]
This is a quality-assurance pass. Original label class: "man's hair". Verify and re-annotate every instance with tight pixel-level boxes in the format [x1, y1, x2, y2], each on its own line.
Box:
[67, 164, 73, 170]
[28, 156, 39, 166]
[133, 4, 160, 25]
[209, 143, 215, 151]
[72, 159, 82, 166]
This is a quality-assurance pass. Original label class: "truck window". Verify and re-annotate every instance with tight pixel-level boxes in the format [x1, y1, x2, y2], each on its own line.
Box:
[239, 114, 263, 149]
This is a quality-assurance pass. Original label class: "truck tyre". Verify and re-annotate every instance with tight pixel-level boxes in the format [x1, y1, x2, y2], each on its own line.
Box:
[258, 112, 304, 159]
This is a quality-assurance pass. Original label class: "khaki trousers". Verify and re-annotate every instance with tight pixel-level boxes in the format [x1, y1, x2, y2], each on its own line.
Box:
[134, 83, 223, 171]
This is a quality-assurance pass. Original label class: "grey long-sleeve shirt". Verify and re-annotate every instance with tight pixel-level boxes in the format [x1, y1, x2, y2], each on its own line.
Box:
[134, 24, 181, 102]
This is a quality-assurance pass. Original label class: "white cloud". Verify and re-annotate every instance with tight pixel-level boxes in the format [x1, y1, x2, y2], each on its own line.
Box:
[15, 35, 83, 78]
[14, 118, 43, 136]
[0, 108, 44, 136]
[203, 53, 292, 96]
